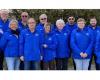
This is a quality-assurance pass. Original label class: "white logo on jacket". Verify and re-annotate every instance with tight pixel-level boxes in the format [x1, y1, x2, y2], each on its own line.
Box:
[35, 33, 39, 36]
[86, 33, 89, 36]
[48, 37, 52, 40]
[26, 34, 30, 36]
[64, 33, 67, 36]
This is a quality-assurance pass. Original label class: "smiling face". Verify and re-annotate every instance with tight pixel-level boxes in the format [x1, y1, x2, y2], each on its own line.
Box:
[21, 12, 28, 22]
[44, 24, 51, 33]
[0, 10, 9, 21]
[28, 18, 36, 30]
[90, 18, 97, 27]
[77, 21, 85, 29]
[77, 18, 86, 29]
[10, 21, 18, 30]
[39, 14, 47, 24]
[56, 19, 65, 30]
[68, 16, 75, 24]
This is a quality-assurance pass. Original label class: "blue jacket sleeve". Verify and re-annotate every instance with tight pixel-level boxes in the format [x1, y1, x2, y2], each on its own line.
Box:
[39, 33, 44, 56]
[70, 30, 82, 55]
[47, 35, 57, 50]
[85, 32, 94, 56]
[95, 33, 100, 57]
[19, 31, 25, 57]
[0, 33, 8, 50]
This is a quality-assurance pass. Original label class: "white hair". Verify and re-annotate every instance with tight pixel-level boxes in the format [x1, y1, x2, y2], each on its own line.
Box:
[56, 19, 65, 26]
[39, 14, 47, 19]
[0, 9, 9, 14]
[9, 19, 18, 28]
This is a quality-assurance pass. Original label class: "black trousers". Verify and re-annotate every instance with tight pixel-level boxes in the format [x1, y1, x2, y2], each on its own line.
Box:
[96, 63, 100, 70]
[19, 61, 24, 70]
[56, 58, 68, 70]
[0, 50, 4, 70]
[43, 60, 56, 70]
[88, 53, 97, 70]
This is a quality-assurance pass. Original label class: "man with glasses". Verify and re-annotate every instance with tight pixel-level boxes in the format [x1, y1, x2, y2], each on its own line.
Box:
[65, 15, 77, 70]
[18, 12, 29, 31]
[18, 12, 29, 70]
[65, 15, 77, 32]
[0, 9, 10, 70]
[36, 14, 48, 70]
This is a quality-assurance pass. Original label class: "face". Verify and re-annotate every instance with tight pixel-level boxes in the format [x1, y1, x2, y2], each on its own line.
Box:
[1, 11, 8, 21]
[77, 21, 85, 29]
[90, 19, 97, 27]
[40, 16, 47, 24]
[28, 19, 36, 29]
[10, 22, 18, 30]
[21, 12, 28, 22]
[44, 26, 50, 33]
[56, 22, 64, 30]
[68, 16, 75, 24]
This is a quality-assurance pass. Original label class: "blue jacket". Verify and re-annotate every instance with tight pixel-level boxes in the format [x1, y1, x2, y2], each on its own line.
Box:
[42, 32, 57, 62]
[0, 29, 19, 57]
[95, 33, 100, 64]
[18, 20, 28, 31]
[65, 22, 77, 33]
[0, 19, 10, 32]
[19, 28, 43, 61]
[70, 27, 94, 59]
[55, 28, 70, 58]
[36, 23, 55, 33]
[87, 25, 100, 49]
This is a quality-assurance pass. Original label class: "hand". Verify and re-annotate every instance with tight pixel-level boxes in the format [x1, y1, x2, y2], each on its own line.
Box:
[20, 56, 24, 61]
[43, 44, 48, 48]
[80, 52, 84, 57]
[41, 56, 43, 60]
[83, 53, 88, 58]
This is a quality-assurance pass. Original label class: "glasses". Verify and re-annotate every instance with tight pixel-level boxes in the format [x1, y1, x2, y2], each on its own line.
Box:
[40, 18, 47, 20]
[68, 18, 74, 20]
[22, 15, 28, 18]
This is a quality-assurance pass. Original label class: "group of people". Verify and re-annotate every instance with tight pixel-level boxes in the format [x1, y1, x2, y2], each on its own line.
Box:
[0, 10, 100, 70]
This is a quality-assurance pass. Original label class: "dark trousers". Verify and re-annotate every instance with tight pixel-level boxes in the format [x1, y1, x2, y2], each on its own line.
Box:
[40, 60, 43, 70]
[88, 53, 97, 70]
[43, 60, 56, 70]
[24, 61, 40, 70]
[56, 58, 68, 70]
[0, 50, 4, 70]
[96, 63, 100, 70]
[19, 61, 24, 70]
[73, 59, 76, 70]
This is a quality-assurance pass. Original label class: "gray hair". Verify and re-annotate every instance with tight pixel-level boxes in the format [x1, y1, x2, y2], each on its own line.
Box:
[39, 14, 47, 19]
[56, 19, 65, 26]
[9, 19, 18, 28]
[0, 9, 9, 14]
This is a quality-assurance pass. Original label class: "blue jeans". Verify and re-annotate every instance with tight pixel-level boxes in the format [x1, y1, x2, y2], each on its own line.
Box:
[5, 57, 20, 70]
[24, 61, 40, 70]
[74, 59, 90, 70]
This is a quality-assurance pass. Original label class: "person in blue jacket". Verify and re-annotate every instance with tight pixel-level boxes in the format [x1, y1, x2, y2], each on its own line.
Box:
[0, 10, 10, 32]
[95, 32, 100, 70]
[55, 19, 70, 70]
[42, 23, 57, 70]
[65, 15, 77, 33]
[0, 19, 20, 70]
[65, 15, 77, 70]
[18, 12, 28, 31]
[19, 18, 43, 70]
[87, 17, 100, 70]
[0, 10, 10, 70]
[18, 12, 29, 70]
[36, 14, 55, 70]
[70, 18, 94, 70]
